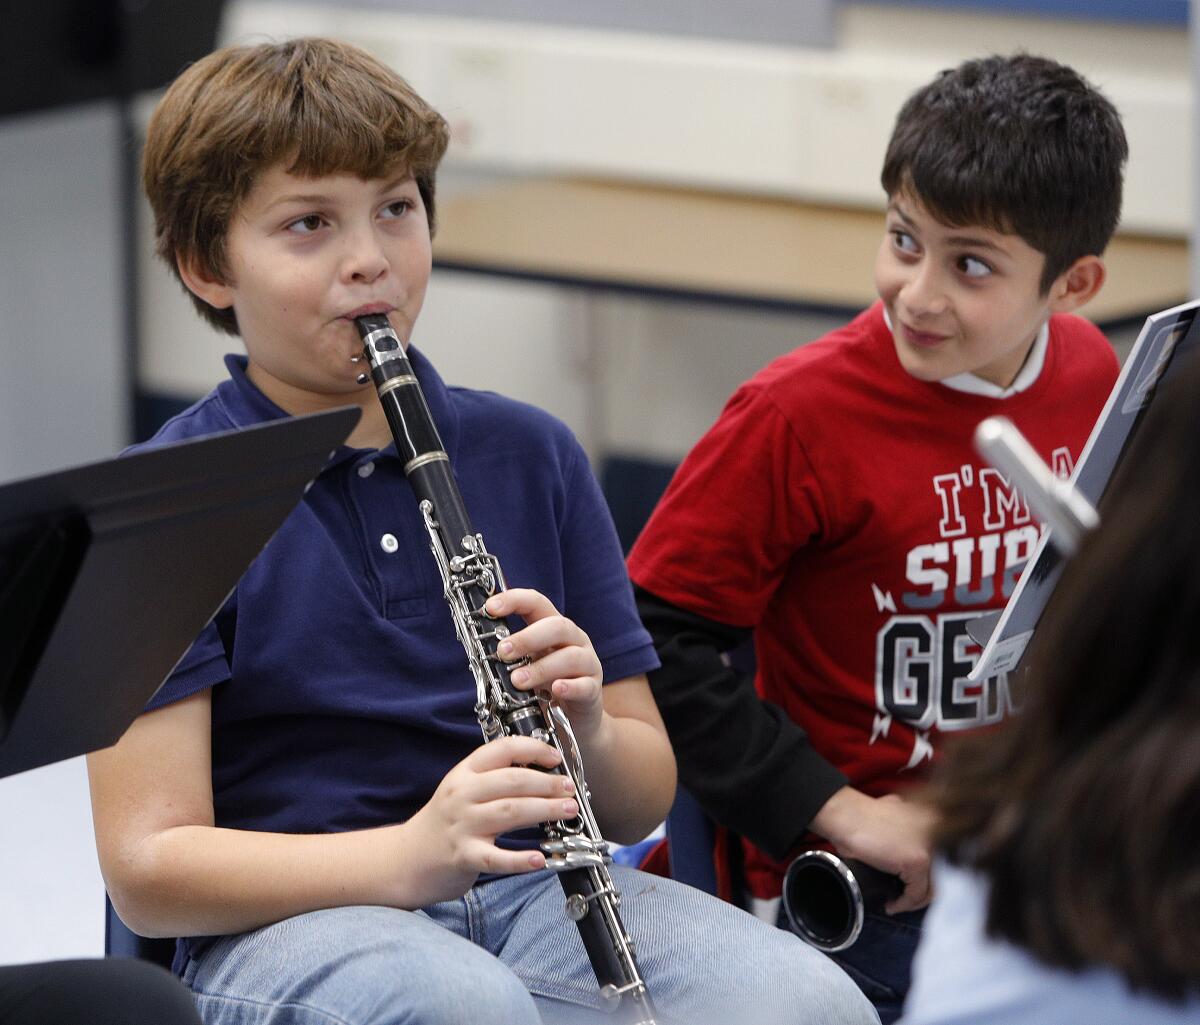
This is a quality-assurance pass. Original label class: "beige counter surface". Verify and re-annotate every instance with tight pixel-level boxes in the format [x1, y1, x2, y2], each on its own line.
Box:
[435, 178, 1190, 323]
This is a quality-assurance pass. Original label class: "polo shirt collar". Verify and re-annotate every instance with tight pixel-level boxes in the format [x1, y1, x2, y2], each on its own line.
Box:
[939, 321, 1049, 398]
[879, 307, 1049, 398]
[220, 353, 290, 425]
[219, 345, 460, 461]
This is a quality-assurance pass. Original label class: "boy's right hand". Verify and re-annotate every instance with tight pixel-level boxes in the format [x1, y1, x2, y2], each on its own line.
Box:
[809, 787, 935, 914]
[399, 735, 579, 906]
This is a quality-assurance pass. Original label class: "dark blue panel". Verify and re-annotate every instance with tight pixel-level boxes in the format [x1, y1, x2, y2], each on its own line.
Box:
[599, 455, 678, 554]
[850, 0, 1186, 26]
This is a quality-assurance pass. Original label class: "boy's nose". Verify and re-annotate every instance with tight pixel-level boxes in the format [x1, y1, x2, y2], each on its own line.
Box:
[342, 230, 389, 284]
[900, 264, 949, 319]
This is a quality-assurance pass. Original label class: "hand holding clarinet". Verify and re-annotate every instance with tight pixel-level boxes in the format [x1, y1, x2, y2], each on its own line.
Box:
[401, 588, 607, 904]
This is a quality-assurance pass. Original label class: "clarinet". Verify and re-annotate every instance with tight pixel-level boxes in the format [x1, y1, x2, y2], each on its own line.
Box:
[353, 315, 657, 1025]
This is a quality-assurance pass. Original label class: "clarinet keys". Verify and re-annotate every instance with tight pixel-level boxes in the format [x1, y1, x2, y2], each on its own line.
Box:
[540, 834, 611, 873]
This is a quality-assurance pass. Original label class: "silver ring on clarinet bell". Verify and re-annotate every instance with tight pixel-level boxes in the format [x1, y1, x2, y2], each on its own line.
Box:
[782, 850, 865, 953]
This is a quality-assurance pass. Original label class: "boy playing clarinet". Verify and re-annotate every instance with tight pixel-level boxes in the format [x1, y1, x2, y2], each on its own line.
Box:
[86, 36, 878, 1025]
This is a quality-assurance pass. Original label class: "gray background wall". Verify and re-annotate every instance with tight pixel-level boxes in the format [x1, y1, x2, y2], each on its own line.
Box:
[0, 101, 126, 960]
[254, 0, 838, 46]
[0, 103, 126, 481]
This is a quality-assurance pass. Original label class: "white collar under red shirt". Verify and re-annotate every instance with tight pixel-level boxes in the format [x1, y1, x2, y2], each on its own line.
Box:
[882, 307, 1050, 398]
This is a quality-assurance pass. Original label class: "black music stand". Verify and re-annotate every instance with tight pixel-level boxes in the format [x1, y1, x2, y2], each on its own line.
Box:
[970, 299, 1200, 680]
[0, 406, 359, 779]
[0, 0, 226, 120]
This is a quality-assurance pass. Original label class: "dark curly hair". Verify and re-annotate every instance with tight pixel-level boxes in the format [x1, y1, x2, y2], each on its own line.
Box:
[882, 54, 1127, 294]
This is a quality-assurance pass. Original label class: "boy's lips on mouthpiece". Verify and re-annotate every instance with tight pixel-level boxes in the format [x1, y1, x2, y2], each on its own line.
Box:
[344, 303, 393, 319]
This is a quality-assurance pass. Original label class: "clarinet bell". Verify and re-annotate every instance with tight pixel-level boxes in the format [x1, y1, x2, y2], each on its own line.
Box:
[781, 850, 903, 953]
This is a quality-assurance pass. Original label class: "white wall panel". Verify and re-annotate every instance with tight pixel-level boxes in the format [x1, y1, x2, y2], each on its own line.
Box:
[224, 1, 1192, 235]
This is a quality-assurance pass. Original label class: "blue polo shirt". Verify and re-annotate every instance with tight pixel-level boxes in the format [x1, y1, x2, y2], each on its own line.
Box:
[135, 347, 658, 848]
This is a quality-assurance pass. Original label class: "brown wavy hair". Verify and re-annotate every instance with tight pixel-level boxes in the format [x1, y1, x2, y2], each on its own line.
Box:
[142, 37, 450, 335]
[930, 347, 1200, 998]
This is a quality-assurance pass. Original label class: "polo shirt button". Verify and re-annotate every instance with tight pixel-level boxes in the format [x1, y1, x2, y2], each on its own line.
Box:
[380, 533, 399, 553]
[357, 462, 375, 478]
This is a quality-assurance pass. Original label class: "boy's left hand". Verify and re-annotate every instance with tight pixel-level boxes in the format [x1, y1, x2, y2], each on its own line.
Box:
[484, 588, 605, 744]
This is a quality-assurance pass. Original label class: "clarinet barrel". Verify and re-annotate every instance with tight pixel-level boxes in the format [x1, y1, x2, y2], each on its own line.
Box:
[353, 314, 657, 1025]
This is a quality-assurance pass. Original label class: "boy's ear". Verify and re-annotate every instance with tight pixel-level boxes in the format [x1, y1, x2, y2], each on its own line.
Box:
[1047, 255, 1106, 314]
[176, 252, 235, 311]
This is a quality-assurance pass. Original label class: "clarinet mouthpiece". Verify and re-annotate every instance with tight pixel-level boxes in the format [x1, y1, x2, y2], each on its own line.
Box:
[354, 315, 403, 371]
[353, 312, 391, 335]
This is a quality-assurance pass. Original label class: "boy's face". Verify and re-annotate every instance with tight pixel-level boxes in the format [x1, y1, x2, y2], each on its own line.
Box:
[187, 163, 432, 408]
[874, 190, 1063, 388]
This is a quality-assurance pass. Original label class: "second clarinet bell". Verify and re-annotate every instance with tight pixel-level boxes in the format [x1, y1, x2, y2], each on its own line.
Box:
[782, 850, 904, 952]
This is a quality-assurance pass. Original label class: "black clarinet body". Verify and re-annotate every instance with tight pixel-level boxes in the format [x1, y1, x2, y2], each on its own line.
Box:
[353, 315, 657, 1024]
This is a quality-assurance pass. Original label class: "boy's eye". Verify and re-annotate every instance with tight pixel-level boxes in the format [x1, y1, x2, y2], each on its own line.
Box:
[381, 199, 412, 219]
[891, 230, 919, 255]
[958, 255, 992, 279]
[286, 214, 325, 235]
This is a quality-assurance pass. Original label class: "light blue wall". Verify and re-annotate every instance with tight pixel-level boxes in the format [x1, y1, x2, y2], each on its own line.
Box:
[859, 0, 1186, 25]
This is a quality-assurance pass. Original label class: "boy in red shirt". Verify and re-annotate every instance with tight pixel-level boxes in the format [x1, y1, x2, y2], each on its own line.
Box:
[627, 53, 1126, 1024]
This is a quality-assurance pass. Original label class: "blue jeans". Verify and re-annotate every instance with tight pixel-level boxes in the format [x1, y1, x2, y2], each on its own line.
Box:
[779, 904, 924, 1025]
[181, 867, 879, 1025]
